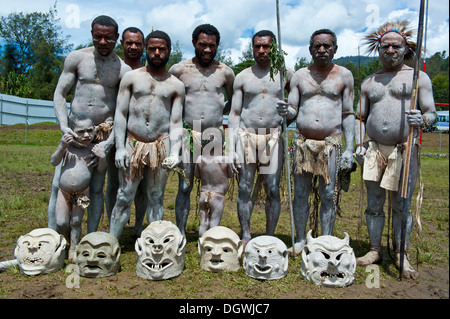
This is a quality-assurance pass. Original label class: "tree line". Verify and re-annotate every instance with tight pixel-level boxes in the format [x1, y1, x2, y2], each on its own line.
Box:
[1, 6, 448, 111]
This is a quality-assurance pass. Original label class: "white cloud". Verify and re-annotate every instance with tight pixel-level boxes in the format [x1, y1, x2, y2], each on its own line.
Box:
[0, 0, 448, 64]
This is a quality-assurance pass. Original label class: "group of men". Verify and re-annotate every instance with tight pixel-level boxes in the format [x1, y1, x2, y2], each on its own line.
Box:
[48, 15, 437, 280]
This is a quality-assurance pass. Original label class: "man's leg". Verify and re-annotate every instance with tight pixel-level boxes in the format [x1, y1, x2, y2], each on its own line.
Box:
[175, 161, 195, 237]
[391, 145, 419, 279]
[87, 168, 107, 233]
[133, 175, 148, 237]
[146, 167, 169, 224]
[237, 162, 257, 246]
[291, 172, 313, 255]
[356, 180, 386, 266]
[318, 148, 338, 236]
[47, 164, 61, 230]
[105, 148, 118, 222]
[109, 167, 141, 240]
[262, 140, 283, 236]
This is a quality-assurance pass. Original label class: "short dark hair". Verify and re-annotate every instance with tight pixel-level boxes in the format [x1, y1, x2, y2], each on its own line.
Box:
[145, 30, 172, 50]
[192, 24, 220, 44]
[252, 30, 277, 46]
[122, 27, 144, 41]
[91, 15, 119, 34]
[309, 29, 337, 47]
[68, 112, 94, 130]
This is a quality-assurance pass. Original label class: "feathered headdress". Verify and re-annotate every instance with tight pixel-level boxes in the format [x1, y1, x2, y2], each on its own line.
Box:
[363, 20, 417, 64]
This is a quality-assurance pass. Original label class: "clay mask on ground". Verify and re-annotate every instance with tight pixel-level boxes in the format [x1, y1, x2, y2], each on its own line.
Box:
[75, 232, 121, 278]
[135, 220, 186, 280]
[243, 235, 288, 280]
[198, 226, 243, 272]
[300, 230, 356, 287]
[14, 228, 66, 276]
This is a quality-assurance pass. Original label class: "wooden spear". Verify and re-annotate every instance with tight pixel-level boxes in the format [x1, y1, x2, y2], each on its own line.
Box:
[399, 0, 426, 280]
[275, 0, 296, 257]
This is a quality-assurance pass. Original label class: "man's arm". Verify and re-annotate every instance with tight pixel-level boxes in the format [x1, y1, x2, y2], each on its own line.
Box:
[341, 70, 356, 168]
[227, 76, 244, 160]
[407, 71, 437, 128]
[114, 73, 132, 169]
[355, 79, 370, 165]
[168, 82, 185, 162]
[222, 67, 235, 115]
[53, 52, 78, 136]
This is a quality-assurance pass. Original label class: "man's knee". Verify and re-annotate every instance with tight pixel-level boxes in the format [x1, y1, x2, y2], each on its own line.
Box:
[115, 188, 132, 207]
[70, 215, 83, 228]
[365, 208, 385, 217]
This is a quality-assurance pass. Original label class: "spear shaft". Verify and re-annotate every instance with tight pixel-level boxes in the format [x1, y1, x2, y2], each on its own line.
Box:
[276, 0, 296, 256]
[399, 0, 426, 280]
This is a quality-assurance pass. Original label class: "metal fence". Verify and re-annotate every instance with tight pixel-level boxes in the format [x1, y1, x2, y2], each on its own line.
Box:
[0, 93, 70, 126]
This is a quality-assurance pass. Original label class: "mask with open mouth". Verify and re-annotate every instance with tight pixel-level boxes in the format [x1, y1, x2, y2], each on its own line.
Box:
[198, 226, 243, 272]
[300, 230, 356, 287]
[135, 220, 186, 280]
[14, 228, 66, 276]
[75, 232, 121, 278]
[243, 235, 288, 280]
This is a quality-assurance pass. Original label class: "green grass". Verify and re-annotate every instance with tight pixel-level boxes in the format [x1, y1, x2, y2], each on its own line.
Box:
[0, 126, 448, 299]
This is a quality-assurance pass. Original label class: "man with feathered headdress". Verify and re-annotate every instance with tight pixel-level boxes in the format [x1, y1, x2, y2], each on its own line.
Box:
[355, 20, 437, 279]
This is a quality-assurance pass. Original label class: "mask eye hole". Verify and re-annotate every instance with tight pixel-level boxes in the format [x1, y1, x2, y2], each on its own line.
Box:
[321, 252, 330, 259]
[336, 253, 343, 260]
[97, 252, 106, 259]
[163, 238, 171, 244]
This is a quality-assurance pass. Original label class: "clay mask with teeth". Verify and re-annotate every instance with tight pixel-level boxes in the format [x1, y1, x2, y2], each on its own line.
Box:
[243, 235, 288, 280]
[75, 232, 121, 278]
[300, 230, 356, 287]
[135, 220, 186, 280]
[14, 228, 66, 276]
[198, 226, 243, 272]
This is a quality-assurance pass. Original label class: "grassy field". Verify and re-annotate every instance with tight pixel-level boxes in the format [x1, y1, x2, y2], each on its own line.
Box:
[0, 123, 448, 300]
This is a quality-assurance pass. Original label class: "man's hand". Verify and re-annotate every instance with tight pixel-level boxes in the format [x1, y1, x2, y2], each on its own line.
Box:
[340, 150, 354, 170]
[162, 155, 180, 169]
[276, 99, 290, 117]
[91, 144, 106, 159]
[406, 109, 424, 127]
[228, 151, 241, 174]
[354, 146, 366, 166]
[115, 148, 130, 169]
[62, 127, 77, 138]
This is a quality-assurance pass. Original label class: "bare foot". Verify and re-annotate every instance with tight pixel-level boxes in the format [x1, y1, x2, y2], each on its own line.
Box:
[356, 250, 381, 266]
[395, 252, 420, 280]
[287, 241, 305, 257]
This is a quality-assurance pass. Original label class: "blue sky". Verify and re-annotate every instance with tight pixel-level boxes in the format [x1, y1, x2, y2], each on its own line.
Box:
[1, 0, 448, 68]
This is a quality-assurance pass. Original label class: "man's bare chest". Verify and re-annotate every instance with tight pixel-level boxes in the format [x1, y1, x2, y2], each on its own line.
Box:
[180, 67, 226, 92]
[300, 77, 343, 100]
[77, 60, 121, 88]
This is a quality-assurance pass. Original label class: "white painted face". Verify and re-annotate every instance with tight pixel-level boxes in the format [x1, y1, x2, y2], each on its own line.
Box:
[198, 226, 243, 272]
[300, 230, 356, 287]
[75, 232, 121, 278]
[135, 220, 186, 280]
[14, 228, 66, 276]
[243, 236, 288, 280]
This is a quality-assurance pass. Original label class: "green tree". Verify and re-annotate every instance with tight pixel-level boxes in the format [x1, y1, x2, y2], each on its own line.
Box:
[0, 4, 73, 100]
[294, 57, 311, 71]
[167, 41, 183, 70]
